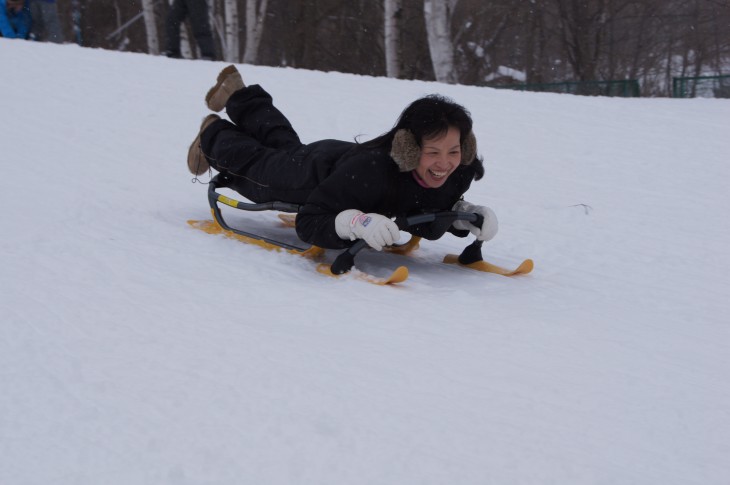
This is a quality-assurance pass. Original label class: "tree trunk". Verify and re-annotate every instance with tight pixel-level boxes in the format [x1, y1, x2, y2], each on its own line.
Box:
[554, 0, 607, 83]
[224, 0, 240, 62]
[141, 0, 159, 55]
[524, 1, 546, 84]
[243, 0, 269, 64]
[384, 0, 402, 78]
[423, 0, 458, 83]
[71, 0, 82, 45]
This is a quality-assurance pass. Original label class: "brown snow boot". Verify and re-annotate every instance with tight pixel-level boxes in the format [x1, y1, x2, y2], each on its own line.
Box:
[205, 65, 245, 112]
[187, 114, 220, 176]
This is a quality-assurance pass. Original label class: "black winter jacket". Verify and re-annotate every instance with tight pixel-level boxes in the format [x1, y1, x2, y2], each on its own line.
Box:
[294, 142, 480, 248]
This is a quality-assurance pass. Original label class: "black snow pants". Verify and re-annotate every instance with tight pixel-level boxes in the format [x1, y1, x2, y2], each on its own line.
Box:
[200, 85, 354, 205]
[165, 0, 216, 60]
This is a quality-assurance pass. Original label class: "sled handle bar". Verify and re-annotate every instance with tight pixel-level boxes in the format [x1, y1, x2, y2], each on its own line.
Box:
[329, 212, 485, 275]
[207, 176, 301, 213]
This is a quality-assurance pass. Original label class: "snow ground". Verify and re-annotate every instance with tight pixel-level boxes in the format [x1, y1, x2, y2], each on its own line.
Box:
[1, 39, 729, 484]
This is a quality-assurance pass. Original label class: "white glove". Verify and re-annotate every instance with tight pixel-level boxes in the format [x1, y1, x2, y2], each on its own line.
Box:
[451, 200, 499, 241]
[335, 209, 401, 251]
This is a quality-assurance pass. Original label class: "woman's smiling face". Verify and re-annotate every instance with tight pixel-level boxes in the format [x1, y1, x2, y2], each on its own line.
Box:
[413, 126, 461, 188]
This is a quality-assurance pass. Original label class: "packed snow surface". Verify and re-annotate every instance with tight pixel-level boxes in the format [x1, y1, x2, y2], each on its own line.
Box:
[2, 39, 729, 484]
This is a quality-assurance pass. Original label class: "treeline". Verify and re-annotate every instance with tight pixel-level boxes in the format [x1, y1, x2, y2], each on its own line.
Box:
[55, 0, 730, 97]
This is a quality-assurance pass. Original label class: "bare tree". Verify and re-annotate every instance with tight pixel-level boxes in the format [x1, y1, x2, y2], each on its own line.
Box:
[553, 0, 609, 82]
[224, 0, 240, 62]
[141, 0, 160, 55]
[243, 0, 269, 64]
[384, 0, 402, 78]
[452, 0, 514, 86]
[47, 0, 730, 96]
[423, 0, 458, 83]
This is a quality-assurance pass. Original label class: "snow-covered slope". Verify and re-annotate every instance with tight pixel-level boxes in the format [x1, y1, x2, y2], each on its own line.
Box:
[1, 39, 729, 484]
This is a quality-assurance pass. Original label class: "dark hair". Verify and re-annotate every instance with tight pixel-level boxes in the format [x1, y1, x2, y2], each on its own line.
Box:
[363, 94, 484, 180]
[365, 94, 473, 149]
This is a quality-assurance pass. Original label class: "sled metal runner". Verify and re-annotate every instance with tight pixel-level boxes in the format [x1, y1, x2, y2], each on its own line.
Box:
[205, 176, 308, 253]
[199, 174, 532, 282]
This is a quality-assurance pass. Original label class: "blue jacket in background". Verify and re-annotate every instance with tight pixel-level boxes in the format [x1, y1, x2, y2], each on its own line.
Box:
[0, 0, 32, 39]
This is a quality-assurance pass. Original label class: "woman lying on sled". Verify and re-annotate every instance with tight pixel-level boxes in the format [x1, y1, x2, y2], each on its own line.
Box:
[187, 65, 498, 252]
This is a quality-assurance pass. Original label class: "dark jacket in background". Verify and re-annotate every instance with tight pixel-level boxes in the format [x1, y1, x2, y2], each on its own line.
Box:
[0, 0, 31, 39]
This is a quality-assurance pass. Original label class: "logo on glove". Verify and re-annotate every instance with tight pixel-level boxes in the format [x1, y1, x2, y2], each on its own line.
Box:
[352, 213, 373, 228]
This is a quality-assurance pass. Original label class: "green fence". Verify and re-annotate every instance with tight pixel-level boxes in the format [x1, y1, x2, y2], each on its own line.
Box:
[672, 75, 730, 98]
[490, 79, 640, 97]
